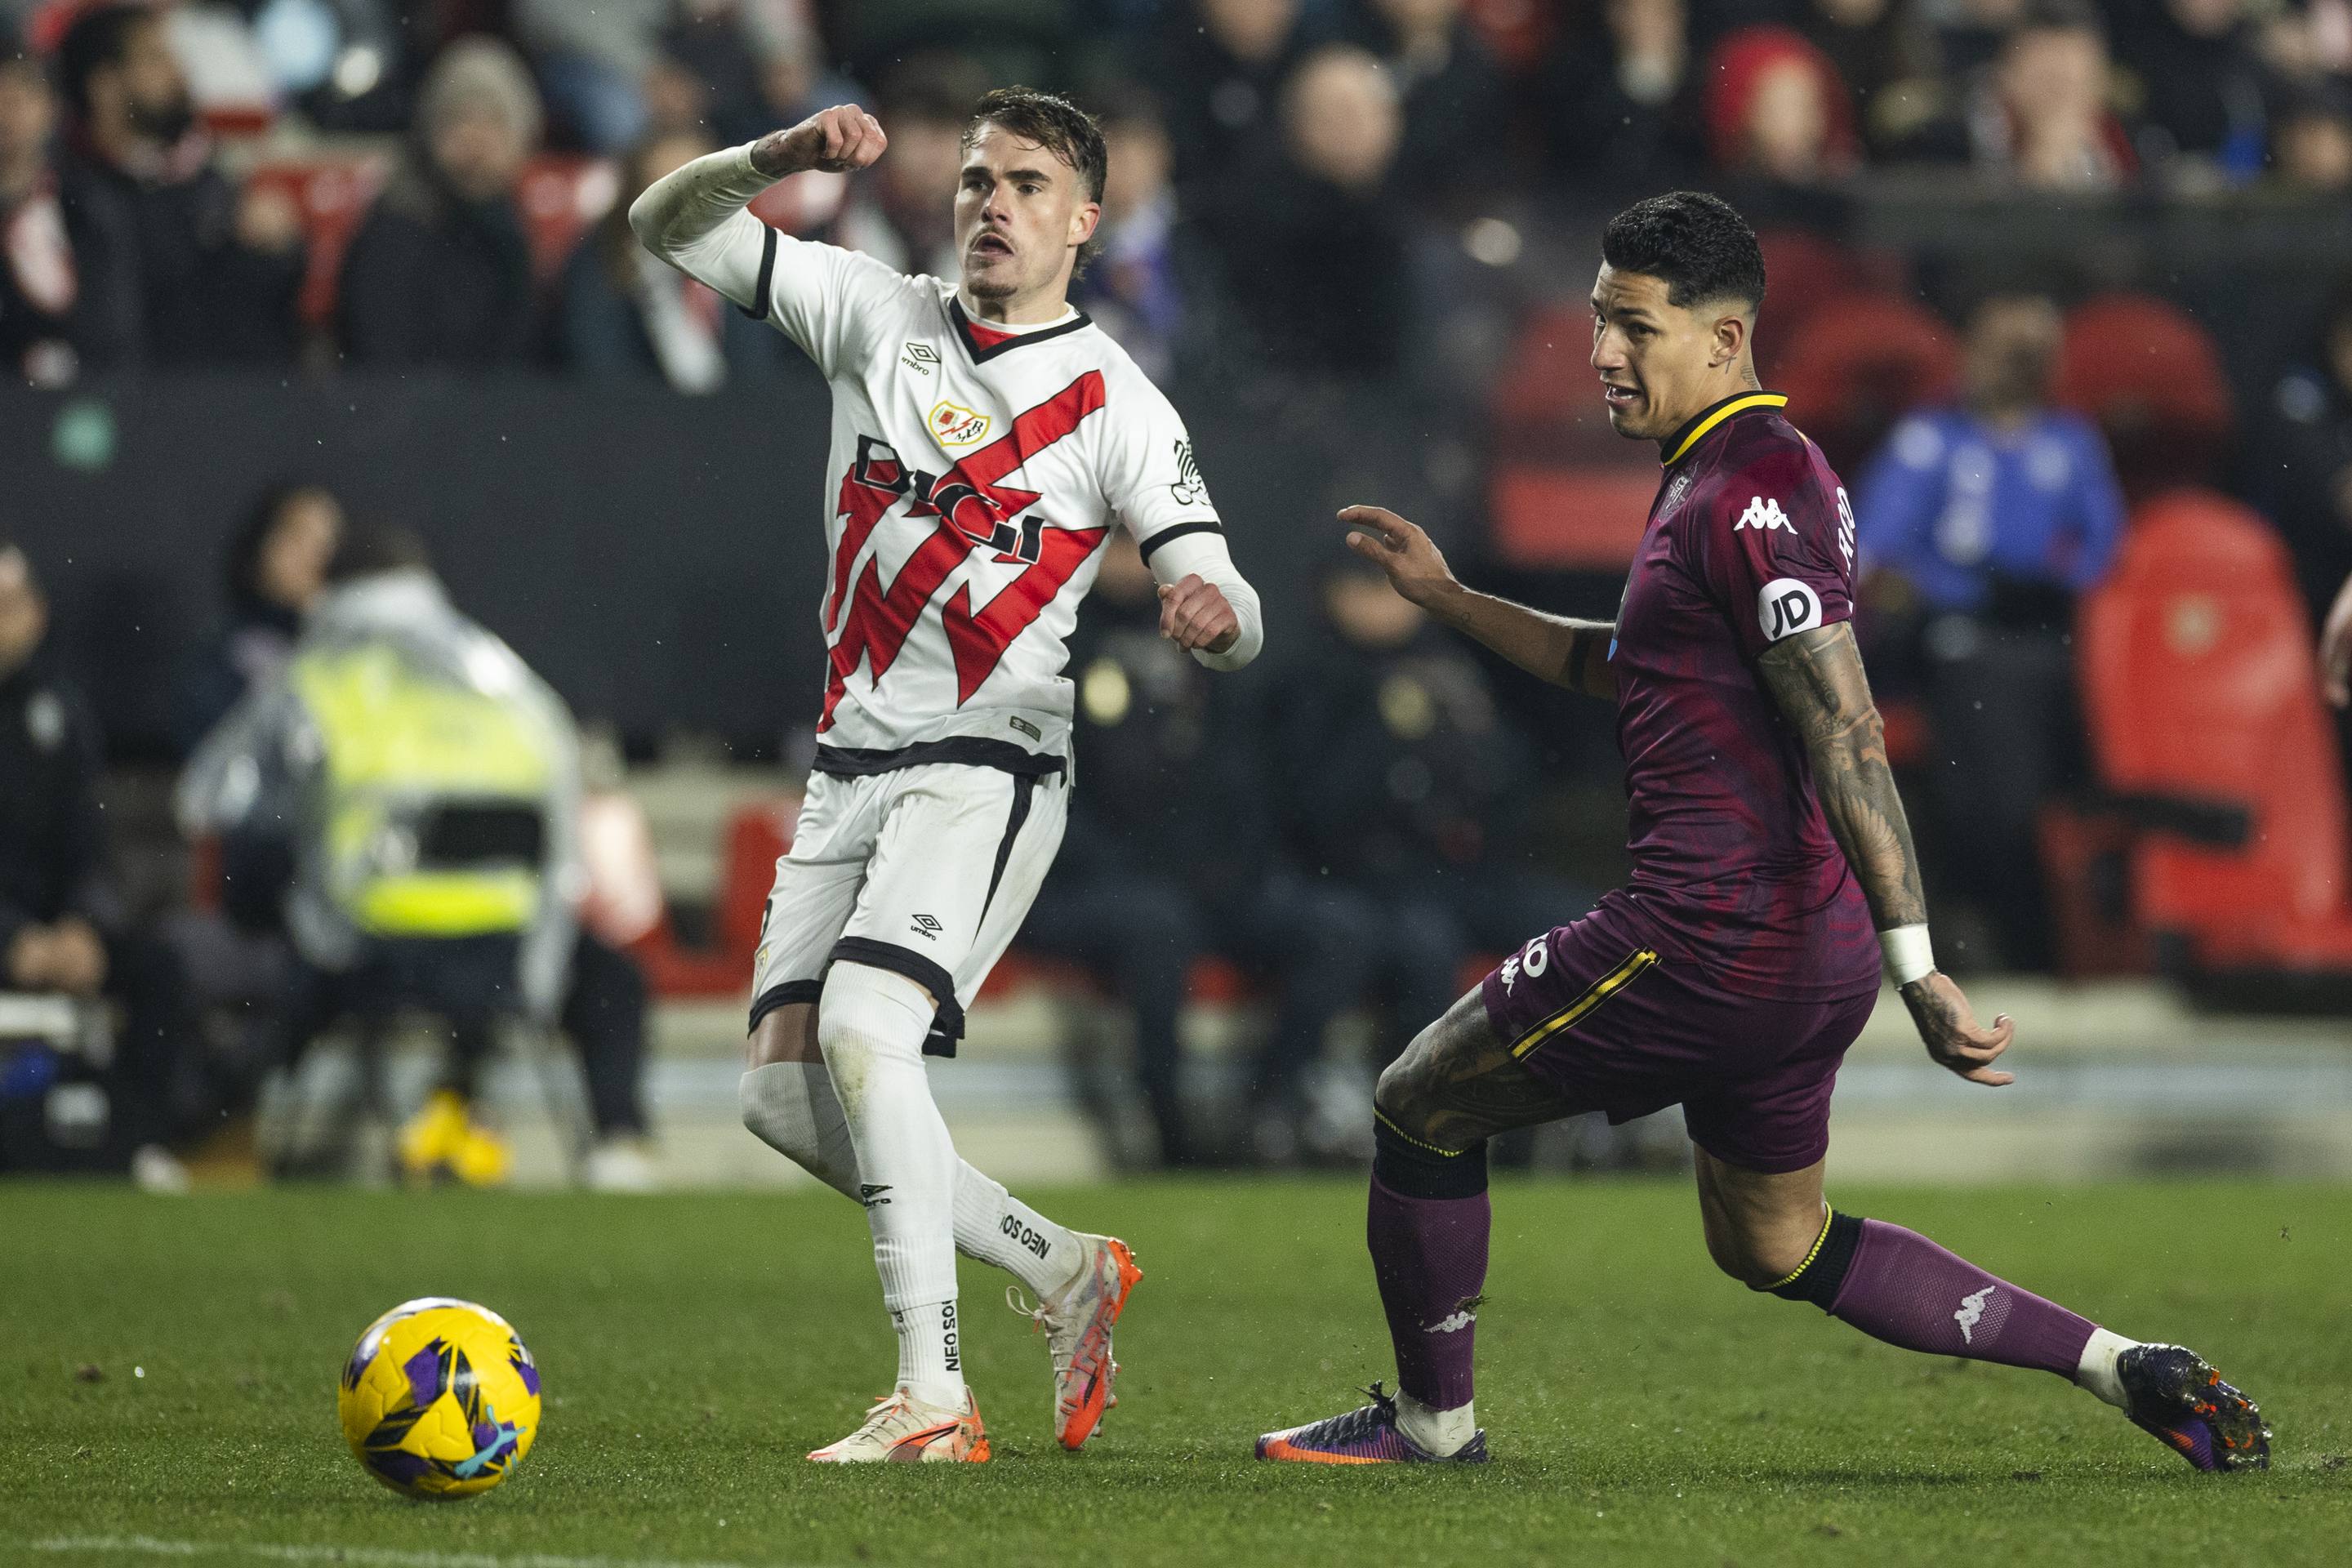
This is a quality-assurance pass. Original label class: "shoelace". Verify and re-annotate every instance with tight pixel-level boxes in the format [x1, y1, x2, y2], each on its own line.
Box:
[1005, 1286, 1077, 1381]
[1308, 1383, 1400, 1447]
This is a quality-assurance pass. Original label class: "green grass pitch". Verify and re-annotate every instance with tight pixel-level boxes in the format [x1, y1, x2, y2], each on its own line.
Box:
[6, 1178, 2348, 1567]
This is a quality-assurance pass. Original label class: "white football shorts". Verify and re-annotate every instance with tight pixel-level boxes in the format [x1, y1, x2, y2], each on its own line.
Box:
[747, 761, 1067, 1054]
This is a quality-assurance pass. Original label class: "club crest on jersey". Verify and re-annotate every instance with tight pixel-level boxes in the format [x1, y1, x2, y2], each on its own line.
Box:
[1735, 495, 1791, 532]
[929, 399, 991, 448]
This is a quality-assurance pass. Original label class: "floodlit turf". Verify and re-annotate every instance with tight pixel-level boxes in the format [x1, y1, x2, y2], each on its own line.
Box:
[5, 1178, 2348, 1567]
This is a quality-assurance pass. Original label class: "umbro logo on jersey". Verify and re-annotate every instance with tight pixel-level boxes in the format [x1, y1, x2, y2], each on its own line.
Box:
[1009, 715, 1042, 741]
[1953, 1284, 1998, 1343]
[859, 1183, 893, 1207]
[1735, 495, 1791, 532]
[929, 399, 991, 448]
[902, 341, 939, 375]
[911, 913, 943, 940]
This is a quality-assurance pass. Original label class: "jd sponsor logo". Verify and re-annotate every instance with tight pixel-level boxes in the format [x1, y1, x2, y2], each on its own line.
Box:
[929, 399, 991, 448]
[1757, 577, 1823, 643]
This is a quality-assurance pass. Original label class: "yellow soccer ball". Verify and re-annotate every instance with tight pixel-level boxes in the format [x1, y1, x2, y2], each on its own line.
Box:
[336, 1297, 541, 1499]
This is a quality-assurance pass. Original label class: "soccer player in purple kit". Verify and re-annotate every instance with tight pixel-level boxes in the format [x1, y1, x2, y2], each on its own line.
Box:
[1254, 192, 2271, 1472]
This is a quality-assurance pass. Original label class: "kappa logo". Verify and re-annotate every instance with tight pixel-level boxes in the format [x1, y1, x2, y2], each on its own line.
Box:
[1757, 577, 1824, 643]
[911, 913, 944, 940]
[902, 341, 940, 376]
[929, 399, 991, 447]
[1499, 955, 1521, 991]
[1735, 495, 1791, 532]
[1953, 1284, 1998, 1344]
[1424, 1310, 1476, 1335]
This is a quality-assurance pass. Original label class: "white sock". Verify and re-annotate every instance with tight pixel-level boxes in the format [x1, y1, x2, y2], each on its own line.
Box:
[2074, 1327, 2138, 1410]
[739, 1062, 859, 1198]
[1395, 1388, 1476, 1457]
[742, 1055, 1083, 1295]
[952, 1165, 1084, 1298]
[891, 1299, 964, 1410]
[817, 962, 963, 1405]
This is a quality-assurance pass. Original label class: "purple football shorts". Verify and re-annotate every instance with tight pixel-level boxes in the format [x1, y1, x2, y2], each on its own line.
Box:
[1477, 901, 1878, 1174]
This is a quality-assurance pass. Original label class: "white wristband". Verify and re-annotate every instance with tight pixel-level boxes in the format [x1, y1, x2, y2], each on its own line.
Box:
[1878, 924, 1935, 987]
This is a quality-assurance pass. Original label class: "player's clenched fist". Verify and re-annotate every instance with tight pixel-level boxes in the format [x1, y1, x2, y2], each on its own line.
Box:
[1340, 505, 1458, 610]
[1158, 574, 1240, 654]
[751, 105, 887, 179]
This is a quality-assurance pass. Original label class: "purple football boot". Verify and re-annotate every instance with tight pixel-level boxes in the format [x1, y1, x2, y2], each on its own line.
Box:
[2117, 1343, 2270, 1472]
[1255, 1383, 1490, 1465]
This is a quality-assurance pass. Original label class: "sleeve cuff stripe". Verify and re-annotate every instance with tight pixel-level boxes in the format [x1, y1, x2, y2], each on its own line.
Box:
[1136, 519, 1223, 566]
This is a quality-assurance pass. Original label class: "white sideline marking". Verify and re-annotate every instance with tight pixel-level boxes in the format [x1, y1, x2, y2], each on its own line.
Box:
[27, 1537, 811, 1568]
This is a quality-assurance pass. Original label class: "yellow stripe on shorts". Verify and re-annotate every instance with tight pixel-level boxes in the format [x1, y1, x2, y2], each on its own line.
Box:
[1508, 947, 1659, 1059]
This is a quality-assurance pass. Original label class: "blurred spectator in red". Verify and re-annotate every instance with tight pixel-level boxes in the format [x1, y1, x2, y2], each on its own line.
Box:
[1154, 0, 1321, 185]
[337, 36, 541, 368]
[1341, 0, 1508, 203]
[1853, 293, 2126, 969]
[0, 537, 199, 1189]
[1204, 44, 1408, 379]
[2110, 0, 2272, 182]
[171, 483, 343, 759]
[829, 54, 986, 282]
[1539, 0, 1703, 198]
[1797, 0, 1943, 156]
[555, 128, 782, 390]
[0, 50, 75, 385]
[1704, 26, 1860, 185]
[1971, 0, 2136, 191]
[2248, 282, 2352, 620]
[2266, 80, 2352, 193]
[53, 2, 304, 368]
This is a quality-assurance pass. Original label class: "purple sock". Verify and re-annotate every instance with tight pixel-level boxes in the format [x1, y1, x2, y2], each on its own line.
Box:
[1829, 1219, 2097, 1379]
[1365, 1174, 1490, 1410]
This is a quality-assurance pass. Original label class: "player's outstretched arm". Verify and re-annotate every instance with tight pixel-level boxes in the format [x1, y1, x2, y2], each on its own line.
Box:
[629, 105, 884, 302]
[1756, 621, 2014, 1086]
[1339, 506, 1615, 698]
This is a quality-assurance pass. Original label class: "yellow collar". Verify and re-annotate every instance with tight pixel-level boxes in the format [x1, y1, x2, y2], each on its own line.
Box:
[1661, 391, 1788, 466]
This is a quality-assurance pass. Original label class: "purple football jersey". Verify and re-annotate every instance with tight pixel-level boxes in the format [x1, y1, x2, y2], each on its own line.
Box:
[1606, 392, 1880, 1002]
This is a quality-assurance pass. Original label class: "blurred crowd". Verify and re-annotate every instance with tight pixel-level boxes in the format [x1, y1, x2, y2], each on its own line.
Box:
[9, 0, 2352, 1184]
[0, 0, 2346, 389]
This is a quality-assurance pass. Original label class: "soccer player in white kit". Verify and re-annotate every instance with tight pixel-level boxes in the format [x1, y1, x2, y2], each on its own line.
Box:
[631, 91, 1263, 1462]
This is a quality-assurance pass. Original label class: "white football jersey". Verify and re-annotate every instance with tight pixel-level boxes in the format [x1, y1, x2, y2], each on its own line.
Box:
[748, 235, 1221, 760]
[629, 145, 1258, 773]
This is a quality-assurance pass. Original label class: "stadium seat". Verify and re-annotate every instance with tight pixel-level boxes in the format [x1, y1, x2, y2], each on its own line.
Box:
[2074, 488, 2352, 983]
[630, 798, 797, 1000]
[244, 158, 390, 327]
[1771, 295, 1960, 474]
[2055, 293, 2233, 498]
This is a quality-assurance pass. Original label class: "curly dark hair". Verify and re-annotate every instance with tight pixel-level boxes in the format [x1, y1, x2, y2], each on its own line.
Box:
[1601, 191, 1768, 313]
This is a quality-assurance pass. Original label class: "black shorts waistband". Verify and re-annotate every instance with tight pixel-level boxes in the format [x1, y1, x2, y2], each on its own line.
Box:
[813, 737, 1067, 779]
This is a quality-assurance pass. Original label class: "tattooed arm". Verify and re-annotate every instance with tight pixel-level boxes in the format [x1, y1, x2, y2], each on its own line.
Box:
[1339, 506, 1616, 699]
[1756, 621, 2016, 1087]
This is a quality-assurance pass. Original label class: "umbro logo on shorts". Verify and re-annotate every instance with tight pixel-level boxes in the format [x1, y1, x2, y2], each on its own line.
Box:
[911, 913, 943, 940]
[859, 1183, 893, 1208]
